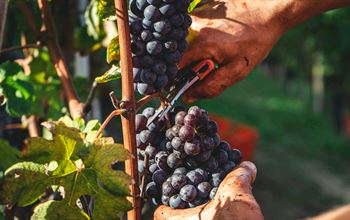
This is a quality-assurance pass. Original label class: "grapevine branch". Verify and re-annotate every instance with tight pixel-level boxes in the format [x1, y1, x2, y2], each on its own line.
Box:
[135, 92, 167, 112]
[0, 44, 41, 54]
[114, 0, 141, 220]
[83, 81, 99, 115]
[37, 0, 84, 119]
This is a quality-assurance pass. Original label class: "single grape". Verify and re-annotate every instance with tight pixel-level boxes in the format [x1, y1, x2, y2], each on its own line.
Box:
[142, 18, 153, 29]
[152, 31, 165, 40]
[197, 182, 212, 198]
[169, 13, 184, 27]
[171, 173, 187, 190]
[155, 75, 169, 90]
[176, 0, 190, 13]
[145, 145, 158, 158]
[161, 195, 170, 206]
[212, 134, 221, 147]
[179, 125, 195, 142]
[185, 157, 198, 170]
[209, 176, 221, 187]
[142, 107, 155, 118]
[184, 114, 196, 127]
[179, 184, 197, 202]
[164, 50, 181, 63]
[186, 170, 204, 185]
[169, 194, 186, 209]
[207, 120, 218, 136]
[173, 150, 187, 159]
[174, 167, 187, 175]
[145, 181, 159, 197]
[187, 106, 202, 118]
[221, 161, 236, 175]
[201, 135, 215, 150]
[171, 136, 184, 151]
[182, 14, 192, 29]
[175, 111, 186, 125]
[152, 61, 167, 74]
[213, 149, 228, 164]
[171, 124, 182, 135]
[166, 141, 172, 150]
[132, 56, 141, 68]
[169, 29, 185, 40]
[147, 0, 161, 5]
[209, 187, 218, 199]
[164, 40, 178, 52]
[144, 5, 161, 21]
[149, 163, 158, 174]
[146, 118, 159, 132]
[136, 134, 146, 149]
[146, 40, 163, 55]
[155, 152, 169, 170]
[140, 55, 154, 67]
[133, 68, 142, 82]
[152, 169, 167, 185]
[130, 20, 142, 35]
[165, 128, 176, 140]
[194, 168, 208, 181]
[139, 130, 154, 143]
[129, 0, 143, 17]
[166, 63, 178, 79]
[140, 30, 153, 42]
[188, 198, 204, 208]
[162, 181, 176, 197]
[167, 153, 182, 169]
[211, 168, 224, 179]
[184, 141, 200, 156]
[159, 4, 175, 17]
[135, 114, 147, 132]
[195, 150, 212, 162]
[177, 39, 189, 53]
[206, 156, 219, 172]
[228, 149, 242, 164]
[154, 19, 171, 34]
[136, 0, 148, 10]
[218, 141, 231, 151]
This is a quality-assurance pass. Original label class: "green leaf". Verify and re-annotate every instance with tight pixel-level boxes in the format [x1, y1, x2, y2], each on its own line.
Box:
[97, 0, 116, 21]
[188, 0, 202, 12]
[85, 0, 106, 40]
[106, 37, 120, 64]
[0, 61, 22, 77]
[0, 140, 20, 171]
[95, 65, 121, 83]
[2, 162, 52, 206]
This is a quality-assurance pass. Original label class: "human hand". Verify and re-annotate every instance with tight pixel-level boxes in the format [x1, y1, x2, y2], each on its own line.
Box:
[179, 0, 284, 102]
[154, 161, 263, 220]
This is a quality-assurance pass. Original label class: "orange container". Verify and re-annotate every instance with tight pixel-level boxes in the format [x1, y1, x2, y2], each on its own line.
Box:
[210, 114, 259, 161]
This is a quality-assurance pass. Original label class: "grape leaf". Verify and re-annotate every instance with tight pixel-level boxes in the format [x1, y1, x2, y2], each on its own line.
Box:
[85, 0, 107, 40]
[97, 0, 116, 21]
[95, 65, 121, 83]
[1, 122, 131, 219]
[188, 0, 202, 13]
[0, 140, 20, 171]
[106, 36, 120, 64]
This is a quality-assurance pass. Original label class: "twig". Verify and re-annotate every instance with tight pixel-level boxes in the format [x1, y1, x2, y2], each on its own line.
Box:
[37, 0, 83, 119]
[83, 81, 99, 115]
[0, 0, 8, 52]
[109, 91, 119, 110]
[94, 109, 127, 140]
[140, 153, 149, 199]
[3, 123, 25, 130]
[135, 92, 165, 112]
[0, 44, 41, 54]
[27, 115, 40, 137]
[114, 0, 141, 219]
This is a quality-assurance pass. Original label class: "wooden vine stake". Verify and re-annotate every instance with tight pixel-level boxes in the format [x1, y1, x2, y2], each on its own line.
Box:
[114, 1, 141, 220]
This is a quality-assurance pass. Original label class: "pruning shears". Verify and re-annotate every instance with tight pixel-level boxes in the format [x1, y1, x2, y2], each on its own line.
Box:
[148, 59, 217, 125]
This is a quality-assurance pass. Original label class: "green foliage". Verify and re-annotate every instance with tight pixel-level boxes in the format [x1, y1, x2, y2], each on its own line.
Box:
[0, 61, 35, 117]
[106, 36, 120, 64]
[95, 65, 121, 83]
[97, 0, 116, 21]
[0, 140, 20, 172]
[85, 0, 107, 41]
[188, 0, 202, 13]
[0, 120, 131, 220]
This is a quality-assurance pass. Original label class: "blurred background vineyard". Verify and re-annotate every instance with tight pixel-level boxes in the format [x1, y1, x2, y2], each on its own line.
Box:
[1, 1, 350, 219]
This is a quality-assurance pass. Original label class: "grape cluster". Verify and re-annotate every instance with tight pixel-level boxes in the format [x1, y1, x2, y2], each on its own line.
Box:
[129, 0, 192, 95]
[136, 106, 243, 209]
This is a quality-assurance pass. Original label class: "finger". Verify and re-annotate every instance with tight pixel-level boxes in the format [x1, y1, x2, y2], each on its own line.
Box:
[182, 60, 246, 103]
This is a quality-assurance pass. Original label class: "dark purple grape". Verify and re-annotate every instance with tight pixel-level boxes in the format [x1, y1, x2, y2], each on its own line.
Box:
[142, 18, 153, 29]
[169, 13, 184, 27]
[167, 153, 182, 169]
[218, 141, 231, 151]
[152, 169, 167, 185]
[159, 4, 175, 17]
[187, 106, 201, 118]
[147, 0, 161, 5]
[166, 141, 172, 150]
[171, 124, 182, 135]
[228, 149, 242, 164]
[174, 167, 187, 175]
[194, 168, 208, 180]
[175, 111, 186, 125]
[213, 149, 228, 164]
[152, 32, 165, 40]
[184, 141, 200, 156]
[221, 161, 236, 175]
[184, 114, 196, 127]
[152, 61, 167, 74]
[206, 156, 219, 172]
[140, 55, 154, 67]
[165, 128, 176, 140]
[152, 197, 161, 205]
[189, 198, 204, 208]
[146, 181, 159, 197]
[145, 145, 157, 158]
[146, 40, 162, 55]
[166, 63, 178, 79]
[179, 185, 197, 202]
[164, 40, 178, 52]
[155, 75, 169, 89]
[207, 120, 218, 136]
[132, 56, 141, 68]
[140, 69, 157, 84]
[169, 194, 186, 209]
[130, 0, 143, 17]
[186, 170, 204, 185]
[196, 150, 212, 162]
[130, 20, 142, 35]
[154, 19, 171, 34]
[136, 0, 148, 10]
[149, 163, 158, 174]
[161, 195, 170, 205]
[162, 181, 176, 197]
[185, 157, 198, 170]
[212, 134, 221, 147]
[171, 173, 187, 190]
[173, 150, 187, 159]
[176, 0, 190, 13]
[136, 134, 146, 149]
[201, 136, 215, 150]
[139, 130, 154, 143]
[209, 187, 218, 199]
[197, 182, 211, 198]
[142, 107, 155, 118]
[169, 29, 186, 40]
[211, 169, 224, 179]
[144, 5, 161, 21]
[135, 114, 147, 132]
[179, 125, 195, 142]
[155, 151, 169, 170]
[164, 50, 181, 63]
[171, 136, 183, 151]
[182, 14, 192, 29]
[177, 39, 189, 53]
[209, 176, 221, 187]
[133, 68, 142, 82]
[140, 30, 153, 42]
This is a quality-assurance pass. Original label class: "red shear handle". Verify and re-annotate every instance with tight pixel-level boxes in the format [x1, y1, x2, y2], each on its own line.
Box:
[192, 59, 216, 80]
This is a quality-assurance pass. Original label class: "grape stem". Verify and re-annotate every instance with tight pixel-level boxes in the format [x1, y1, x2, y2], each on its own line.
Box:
[140, 153, 150, 200]
[135, 92, 167, 112]
[94, 109, 127, 140]
[83, 81, 99, 115]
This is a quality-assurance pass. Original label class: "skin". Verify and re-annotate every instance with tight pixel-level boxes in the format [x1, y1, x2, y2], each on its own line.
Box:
[179, 0, 350, 102]
[155, 1, 350, 219]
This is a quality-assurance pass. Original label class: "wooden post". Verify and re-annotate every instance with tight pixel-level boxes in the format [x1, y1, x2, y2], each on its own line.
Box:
[114, 1, 141, 220]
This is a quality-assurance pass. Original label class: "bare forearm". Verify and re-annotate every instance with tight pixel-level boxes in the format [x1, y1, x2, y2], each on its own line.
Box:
[275, 0, 350, 31]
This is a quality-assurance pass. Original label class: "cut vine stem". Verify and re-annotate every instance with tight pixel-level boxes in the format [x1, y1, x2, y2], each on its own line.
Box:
[114, 1, 141, 220]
